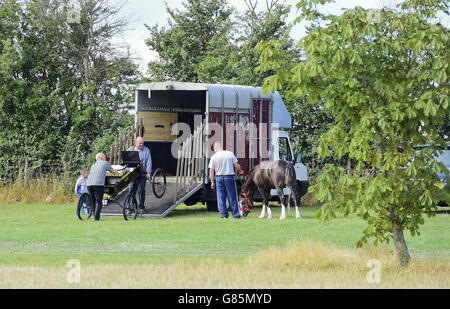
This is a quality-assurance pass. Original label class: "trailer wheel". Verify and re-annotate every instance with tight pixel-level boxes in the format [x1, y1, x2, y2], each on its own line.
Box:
[123, 194, 138, 220]
[206, 201, 218, 212]
[297, 181, 309, 198]
[152, 168, 167, 198]
[184, 195, 199, 206]
[76, 193, 92, 220]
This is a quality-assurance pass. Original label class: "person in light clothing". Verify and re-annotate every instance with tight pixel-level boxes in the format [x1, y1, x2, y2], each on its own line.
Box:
[75, 168, 89, 197]
[75, 168, 90, 217]
[209, 142, 245, 219]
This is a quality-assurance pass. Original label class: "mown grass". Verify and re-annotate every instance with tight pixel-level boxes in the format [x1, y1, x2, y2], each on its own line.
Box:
[0, 203, 449, 288]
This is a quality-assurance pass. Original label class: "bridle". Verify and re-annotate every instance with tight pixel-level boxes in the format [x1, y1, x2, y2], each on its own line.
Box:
[240, 192, 254, 217]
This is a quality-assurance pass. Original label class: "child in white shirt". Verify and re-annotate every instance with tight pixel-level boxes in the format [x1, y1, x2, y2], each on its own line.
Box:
[75, 168, 89, 197]
[75, 168, 90, 217]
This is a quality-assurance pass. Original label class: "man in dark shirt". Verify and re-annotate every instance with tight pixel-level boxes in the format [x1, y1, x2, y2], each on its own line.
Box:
[127, 137, 152, 213]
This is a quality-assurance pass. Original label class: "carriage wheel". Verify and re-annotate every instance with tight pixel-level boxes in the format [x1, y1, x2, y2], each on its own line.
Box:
[123, 194, 138, 221]
[152, 168, 166, 199]
[76, 193, 92, 220]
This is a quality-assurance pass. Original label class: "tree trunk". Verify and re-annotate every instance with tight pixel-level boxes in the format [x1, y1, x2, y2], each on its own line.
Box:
[390, 212, 410, 267]
[392, 225, 410, 267]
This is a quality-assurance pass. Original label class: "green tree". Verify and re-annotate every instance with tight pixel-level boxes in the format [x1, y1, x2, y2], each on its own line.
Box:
[0, 0, 139, 178]
[197, 0, 299, 86]
[27, 0, 139, 155]
[257, 0, 449, 266]
[145, 0, 299, 86]
[0, 0, 64, 173]
[0, 0, 27, 176]
[145, 0, 235, 82]
[288, 97, 338, 171]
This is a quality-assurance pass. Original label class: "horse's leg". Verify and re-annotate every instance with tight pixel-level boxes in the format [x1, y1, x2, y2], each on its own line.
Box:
[287, 193, 291, 214]
[277, 188, 286, 220]
[290, 185, 301, 219]
[295, 194, 301, 219]
[280, 206, 286, 220]
[257, 188, 271, 219]
[258, 204, 266, 219]
[294, 196, 301, 219]
[266, 202, 273, 219]
[263, 189, 272, 219]
[295, 205, 301, 219]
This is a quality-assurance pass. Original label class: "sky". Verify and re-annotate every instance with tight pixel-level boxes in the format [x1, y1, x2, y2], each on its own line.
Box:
[113, 0, 444, 73]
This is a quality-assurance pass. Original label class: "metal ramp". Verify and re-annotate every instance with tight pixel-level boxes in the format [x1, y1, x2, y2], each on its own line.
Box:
[100, 178, 203, 218]
[102, 121, 206, 219]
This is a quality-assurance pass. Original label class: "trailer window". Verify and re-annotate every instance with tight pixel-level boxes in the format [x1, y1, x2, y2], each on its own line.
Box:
[279, 137, 292, 161]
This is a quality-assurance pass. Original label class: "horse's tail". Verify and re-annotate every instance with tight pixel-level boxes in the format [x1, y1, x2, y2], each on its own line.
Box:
[285, 162, 299, 207]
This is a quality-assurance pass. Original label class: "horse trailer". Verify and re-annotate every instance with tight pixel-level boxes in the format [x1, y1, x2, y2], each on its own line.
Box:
[131, 81, 309, 214]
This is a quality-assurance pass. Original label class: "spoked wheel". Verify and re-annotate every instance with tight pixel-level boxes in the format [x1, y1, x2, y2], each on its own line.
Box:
[152, 168, 166, 198]
[76, 193, 93, 220]
[123, 194, 138, 221]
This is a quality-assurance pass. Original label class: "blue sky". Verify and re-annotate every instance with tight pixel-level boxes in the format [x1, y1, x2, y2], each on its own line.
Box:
[115, 0, 445, 73]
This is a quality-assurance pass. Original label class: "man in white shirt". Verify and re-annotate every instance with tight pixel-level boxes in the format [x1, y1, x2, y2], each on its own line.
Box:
[209, 142, 245, 219]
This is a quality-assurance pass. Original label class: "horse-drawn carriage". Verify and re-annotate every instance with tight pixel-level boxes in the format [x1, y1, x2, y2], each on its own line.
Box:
[76, 151, 166, 221]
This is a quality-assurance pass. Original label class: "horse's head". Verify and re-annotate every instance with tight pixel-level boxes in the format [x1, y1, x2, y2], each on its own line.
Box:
[239, 192, 253, 217]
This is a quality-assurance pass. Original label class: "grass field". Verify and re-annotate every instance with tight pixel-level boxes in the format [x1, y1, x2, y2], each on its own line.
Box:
[0, 203, 449, 288]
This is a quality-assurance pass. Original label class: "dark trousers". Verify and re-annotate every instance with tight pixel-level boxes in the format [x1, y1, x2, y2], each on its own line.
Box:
[216, 175, 240, 218]
[87, 186, 105, 221]
[128, 176, 147, 209]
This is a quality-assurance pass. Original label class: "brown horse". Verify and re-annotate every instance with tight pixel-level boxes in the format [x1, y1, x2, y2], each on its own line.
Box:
[239, 160, 301, 220]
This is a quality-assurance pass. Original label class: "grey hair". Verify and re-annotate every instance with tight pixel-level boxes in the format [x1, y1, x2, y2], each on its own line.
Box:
[95, 152, 106, 161]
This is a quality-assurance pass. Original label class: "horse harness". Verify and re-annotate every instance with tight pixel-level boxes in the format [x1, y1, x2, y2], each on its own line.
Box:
[240, 192, 254, 217]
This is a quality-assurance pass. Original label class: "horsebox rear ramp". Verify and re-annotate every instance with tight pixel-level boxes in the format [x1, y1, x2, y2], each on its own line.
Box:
[102, 119, 207, 219]
[101, 178, 203, 219]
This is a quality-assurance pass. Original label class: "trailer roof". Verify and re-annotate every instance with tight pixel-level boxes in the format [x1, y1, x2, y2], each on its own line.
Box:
[137, 82, 292, 128]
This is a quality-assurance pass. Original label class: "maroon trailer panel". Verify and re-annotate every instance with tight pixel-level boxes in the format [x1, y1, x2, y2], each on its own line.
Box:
[208, 112, 222, 155]
[237, 112, 250, 175]
[224, 112, 236, 152]
[252, 100, 261, 167]
[252, 99, 271, 167]
[261, 100, 271, 161]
